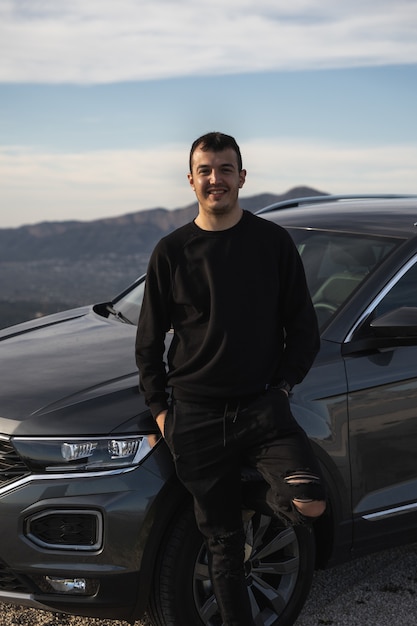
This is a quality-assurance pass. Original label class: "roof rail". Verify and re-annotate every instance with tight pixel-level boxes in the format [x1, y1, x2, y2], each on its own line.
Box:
[256, 194, 417, 215]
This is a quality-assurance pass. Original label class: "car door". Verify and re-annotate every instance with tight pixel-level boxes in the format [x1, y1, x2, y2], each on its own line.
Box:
[342, 255, 417, 552]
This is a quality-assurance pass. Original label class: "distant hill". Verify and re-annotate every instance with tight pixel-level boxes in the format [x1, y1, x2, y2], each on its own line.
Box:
[0, 186, 327, 262]
[0, 186, 327, 328]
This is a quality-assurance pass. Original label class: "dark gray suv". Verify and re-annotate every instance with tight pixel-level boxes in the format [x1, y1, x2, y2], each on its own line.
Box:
[1, 195, 417, 626]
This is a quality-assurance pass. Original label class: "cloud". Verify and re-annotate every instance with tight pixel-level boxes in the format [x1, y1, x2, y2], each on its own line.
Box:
[1, 0, 417, 84]
[1, 140, 416, 227]
[243, 138, 417, 196]
[0, 144, 190, 226]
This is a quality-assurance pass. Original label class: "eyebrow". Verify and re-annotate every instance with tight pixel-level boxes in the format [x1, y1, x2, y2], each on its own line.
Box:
[196, 162, 237, 171]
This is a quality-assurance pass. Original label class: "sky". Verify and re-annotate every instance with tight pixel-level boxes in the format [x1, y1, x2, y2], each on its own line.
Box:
[1, 0, 417, 228]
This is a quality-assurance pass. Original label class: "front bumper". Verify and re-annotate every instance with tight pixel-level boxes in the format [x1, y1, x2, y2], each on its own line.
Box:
[0, 441, 176, 621]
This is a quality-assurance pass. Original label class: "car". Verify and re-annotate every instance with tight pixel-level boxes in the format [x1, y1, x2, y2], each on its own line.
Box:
[1, 194, 417, 626]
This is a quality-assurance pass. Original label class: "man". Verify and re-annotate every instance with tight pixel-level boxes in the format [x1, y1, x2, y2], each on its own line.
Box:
[136, 132, 326, 626]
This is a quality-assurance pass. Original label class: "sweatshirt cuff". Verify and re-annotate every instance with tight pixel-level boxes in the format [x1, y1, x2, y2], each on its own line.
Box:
[149, 400, 169, 420]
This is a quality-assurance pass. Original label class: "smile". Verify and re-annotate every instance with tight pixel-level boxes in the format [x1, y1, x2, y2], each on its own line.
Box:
[208, 188, 227, 196]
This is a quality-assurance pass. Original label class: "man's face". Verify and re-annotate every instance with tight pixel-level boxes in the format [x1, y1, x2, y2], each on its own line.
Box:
[188, 146, 246, 217]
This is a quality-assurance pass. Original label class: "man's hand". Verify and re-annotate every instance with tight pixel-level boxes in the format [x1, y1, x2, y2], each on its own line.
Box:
[155, 410, 168, 437]
[147, 410, 168, 448]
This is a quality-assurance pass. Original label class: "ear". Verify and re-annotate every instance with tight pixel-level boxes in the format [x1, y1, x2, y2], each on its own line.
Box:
[238, 169, 247, 188]
[187, 173, 195, 190]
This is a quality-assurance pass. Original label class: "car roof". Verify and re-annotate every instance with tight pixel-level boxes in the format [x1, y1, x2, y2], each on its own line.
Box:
[258, 196, 417, 240]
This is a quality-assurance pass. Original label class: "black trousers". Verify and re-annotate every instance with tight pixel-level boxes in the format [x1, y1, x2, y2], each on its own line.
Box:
[164, 389, 325, 626]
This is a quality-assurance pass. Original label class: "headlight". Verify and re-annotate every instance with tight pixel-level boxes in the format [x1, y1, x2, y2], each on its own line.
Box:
[12, 435, 152, 472]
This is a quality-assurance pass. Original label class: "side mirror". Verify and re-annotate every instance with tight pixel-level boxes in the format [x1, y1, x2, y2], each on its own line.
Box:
[342, 306, 417, 356]
[370, 306, 417, 338]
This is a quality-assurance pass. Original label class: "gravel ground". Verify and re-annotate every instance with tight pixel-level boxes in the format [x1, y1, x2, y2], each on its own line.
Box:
[0, 542, 415, 626]
[295, 542, 417, 625]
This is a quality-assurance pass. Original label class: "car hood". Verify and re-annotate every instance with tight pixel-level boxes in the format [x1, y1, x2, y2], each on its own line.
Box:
[0, 307, 148, 437]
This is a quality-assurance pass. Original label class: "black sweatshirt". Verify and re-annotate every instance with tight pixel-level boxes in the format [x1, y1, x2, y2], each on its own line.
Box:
[135, 210, 320, 418]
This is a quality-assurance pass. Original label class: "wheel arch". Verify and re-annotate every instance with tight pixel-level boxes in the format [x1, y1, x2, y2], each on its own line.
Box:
[127, 474, 190, 622]
[311, 442, 353, 569]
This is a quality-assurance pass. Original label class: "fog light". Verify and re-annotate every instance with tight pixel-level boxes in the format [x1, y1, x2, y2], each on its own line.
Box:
[32, 574, 99, 595]
[46, 577, 87, 594]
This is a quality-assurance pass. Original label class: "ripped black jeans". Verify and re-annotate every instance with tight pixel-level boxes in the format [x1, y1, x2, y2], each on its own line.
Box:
[164, 389, 326, 626]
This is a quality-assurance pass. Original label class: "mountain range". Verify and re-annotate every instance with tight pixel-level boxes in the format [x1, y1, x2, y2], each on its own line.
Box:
[0, 186, 327, 328]
[0, 187, 326, 262]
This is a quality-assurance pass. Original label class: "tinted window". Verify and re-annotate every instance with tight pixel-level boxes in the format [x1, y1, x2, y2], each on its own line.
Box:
[374, 258, 417, 316]
[289, 229, 397, 328]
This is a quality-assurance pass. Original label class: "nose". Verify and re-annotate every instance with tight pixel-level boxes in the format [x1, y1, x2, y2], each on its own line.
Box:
[209, 168, 222, 183]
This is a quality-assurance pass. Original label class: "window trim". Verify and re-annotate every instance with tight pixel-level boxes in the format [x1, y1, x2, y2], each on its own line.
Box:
[344, 254, 417, 343]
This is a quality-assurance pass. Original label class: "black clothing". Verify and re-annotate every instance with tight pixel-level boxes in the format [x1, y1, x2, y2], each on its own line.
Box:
[163, 391, 326, 626]
[136, 210, 320, 419]
[164, 390, 325, 532]
[136, 209, 324, 626]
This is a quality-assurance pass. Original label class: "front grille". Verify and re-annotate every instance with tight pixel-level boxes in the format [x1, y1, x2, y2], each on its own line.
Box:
[27, 511, 102, 550]
[0, 559, 33, 593]
[0, 438, 30, 488]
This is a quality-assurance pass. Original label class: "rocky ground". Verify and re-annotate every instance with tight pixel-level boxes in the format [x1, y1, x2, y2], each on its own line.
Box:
[1, 541, 415, 626]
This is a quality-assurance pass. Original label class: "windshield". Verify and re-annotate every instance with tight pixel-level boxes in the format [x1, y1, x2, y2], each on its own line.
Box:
[288, 228, 397, 328]
[112, 276, 146, 325]
[113, 230, 398, 330]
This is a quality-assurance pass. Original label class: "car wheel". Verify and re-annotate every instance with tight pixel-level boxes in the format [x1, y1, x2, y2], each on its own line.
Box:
[147, 503, 315, 626]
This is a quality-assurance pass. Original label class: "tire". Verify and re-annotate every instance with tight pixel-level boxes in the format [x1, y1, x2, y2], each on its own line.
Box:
[147, 503, 316, 626]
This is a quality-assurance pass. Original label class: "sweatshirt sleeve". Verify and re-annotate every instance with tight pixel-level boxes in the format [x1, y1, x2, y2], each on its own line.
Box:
[274, 230, 320, 388]
[135, 241, 173, 418]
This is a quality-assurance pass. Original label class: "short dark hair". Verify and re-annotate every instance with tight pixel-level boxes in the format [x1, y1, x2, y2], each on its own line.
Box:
[189, 132, 243, 172]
